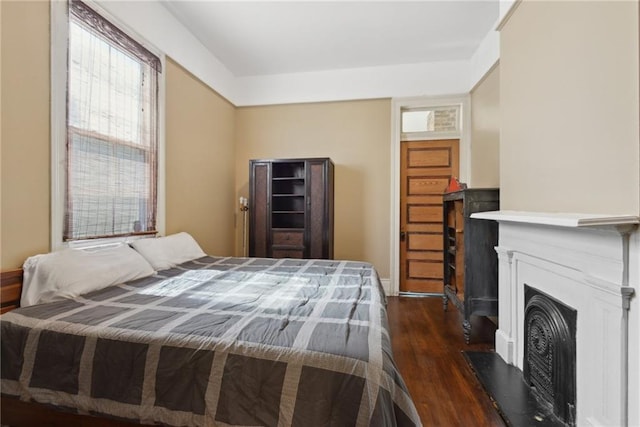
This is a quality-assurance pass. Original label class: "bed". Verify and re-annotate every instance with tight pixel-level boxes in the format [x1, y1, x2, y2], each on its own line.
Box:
[0, 252, 420, 426]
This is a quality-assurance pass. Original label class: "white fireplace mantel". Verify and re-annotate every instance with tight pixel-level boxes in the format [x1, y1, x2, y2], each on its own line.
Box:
[471, 210, 639, 228]
[471, 210, 639, 427]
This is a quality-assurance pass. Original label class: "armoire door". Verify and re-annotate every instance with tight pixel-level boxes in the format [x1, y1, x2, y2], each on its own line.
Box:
[249, 161, 270, 257]
[306, 159, 333, 259]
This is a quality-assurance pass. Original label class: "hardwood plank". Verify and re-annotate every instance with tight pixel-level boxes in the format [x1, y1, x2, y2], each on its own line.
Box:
[387, 296, 505, 427]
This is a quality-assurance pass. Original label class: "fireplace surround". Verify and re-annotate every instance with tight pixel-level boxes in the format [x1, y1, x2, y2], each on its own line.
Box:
[471, 211, 639, 426]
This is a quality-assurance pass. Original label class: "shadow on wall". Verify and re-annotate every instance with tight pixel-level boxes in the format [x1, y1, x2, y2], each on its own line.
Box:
[333, 164, 365, 263]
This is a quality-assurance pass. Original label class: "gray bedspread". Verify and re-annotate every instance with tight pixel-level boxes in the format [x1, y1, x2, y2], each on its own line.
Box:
[1, 256, 420, 426]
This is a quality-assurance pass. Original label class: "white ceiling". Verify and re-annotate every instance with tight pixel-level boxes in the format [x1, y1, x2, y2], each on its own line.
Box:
[161, 1, 500, 78]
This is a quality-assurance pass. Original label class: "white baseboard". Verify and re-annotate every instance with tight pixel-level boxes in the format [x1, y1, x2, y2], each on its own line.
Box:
[379, 278, 394, 296]
[495, 329, 515, 366]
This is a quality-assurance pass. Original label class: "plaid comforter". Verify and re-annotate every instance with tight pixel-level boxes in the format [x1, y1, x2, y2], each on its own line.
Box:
[1, 256, 420, 426]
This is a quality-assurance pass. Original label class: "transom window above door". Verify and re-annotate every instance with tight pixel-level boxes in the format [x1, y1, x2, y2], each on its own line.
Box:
[401, 105, 460, 140]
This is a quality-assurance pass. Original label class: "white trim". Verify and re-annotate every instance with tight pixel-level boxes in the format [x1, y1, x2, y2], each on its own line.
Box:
[156, 55, 166, 238]
[65, 234, 152, 250]
[97, 0, 237, 104]
[50, 0, 166, 251]
[400, 132, 461, 142]
[50, 0, 68, 252]
[496, 0, 522, 31]
[379, 278, 392, 296]
[495, 329, 515, 364]
[389, 95, 470, 295]
[233, 60, 470, 107]
[390, 99, 402, 297]
[471, 210, 640, 228]
[469, 23, 500, 92]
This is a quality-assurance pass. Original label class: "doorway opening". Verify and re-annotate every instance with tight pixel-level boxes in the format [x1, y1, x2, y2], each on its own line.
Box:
[391, 97, 470, 296]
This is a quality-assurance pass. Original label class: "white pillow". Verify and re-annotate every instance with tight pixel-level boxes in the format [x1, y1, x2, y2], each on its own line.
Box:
[21, 244, 155, 307]
[129, 232, 206, 271]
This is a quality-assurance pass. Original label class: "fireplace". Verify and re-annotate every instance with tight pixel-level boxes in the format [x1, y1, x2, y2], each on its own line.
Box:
[524, 285, 576, 426]
[470, 210, 638, 426]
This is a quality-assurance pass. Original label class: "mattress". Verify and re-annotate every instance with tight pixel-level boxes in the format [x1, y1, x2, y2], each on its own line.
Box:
[1, 256, 420, 426]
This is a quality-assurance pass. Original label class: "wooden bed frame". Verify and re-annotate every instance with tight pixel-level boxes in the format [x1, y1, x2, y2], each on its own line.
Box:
[1, 269, 22, 314]
[0, 269, 151, 427]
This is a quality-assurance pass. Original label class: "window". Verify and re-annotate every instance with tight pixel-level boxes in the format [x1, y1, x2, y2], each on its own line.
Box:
[61, 0, 161, 242]
[401, 105, 460, 139]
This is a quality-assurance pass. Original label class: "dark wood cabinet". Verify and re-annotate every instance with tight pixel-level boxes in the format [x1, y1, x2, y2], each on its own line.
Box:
[443, 188, 499, 343]
[249, 158, 334, 259]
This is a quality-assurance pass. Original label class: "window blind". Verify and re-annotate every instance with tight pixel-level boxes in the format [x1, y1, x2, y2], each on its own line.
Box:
[65, 0, 160, 241]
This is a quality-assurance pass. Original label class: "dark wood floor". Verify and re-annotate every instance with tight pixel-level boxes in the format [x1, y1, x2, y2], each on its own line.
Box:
[387, 296, 505, 427]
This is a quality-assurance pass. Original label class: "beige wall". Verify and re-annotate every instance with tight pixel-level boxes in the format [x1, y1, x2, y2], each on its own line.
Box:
[11, 0, 634, 277]
[1, 1, 50, 270]
[165, 59, 236, 256]
[235, 100, 392, 277]
[470, 64, 500, 188]
[0, 2, 237, 270]
[500, 1, 639, 214]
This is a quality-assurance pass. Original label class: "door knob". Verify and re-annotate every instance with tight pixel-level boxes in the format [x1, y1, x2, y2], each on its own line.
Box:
[400, 231, 406, 241]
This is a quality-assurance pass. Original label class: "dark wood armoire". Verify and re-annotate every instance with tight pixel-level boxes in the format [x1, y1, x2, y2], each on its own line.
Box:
[249, 158, 334, 259]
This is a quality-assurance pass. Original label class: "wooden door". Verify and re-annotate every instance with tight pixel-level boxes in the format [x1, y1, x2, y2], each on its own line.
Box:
[400, 140, 459, 293]
[306, 159, 334, 259]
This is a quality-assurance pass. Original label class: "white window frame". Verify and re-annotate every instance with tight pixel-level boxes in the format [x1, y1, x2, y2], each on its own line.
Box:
[51, 0, 166, 250]
[389, 95, 471, 296]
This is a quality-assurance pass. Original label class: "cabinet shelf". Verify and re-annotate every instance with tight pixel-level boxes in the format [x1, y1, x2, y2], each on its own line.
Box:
[272, 180, 305, 196]
[271, 162, 305, 179]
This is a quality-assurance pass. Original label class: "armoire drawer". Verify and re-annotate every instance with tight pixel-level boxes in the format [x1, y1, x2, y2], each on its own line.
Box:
[271, 249, 304, 259]
[272, 230, 304, 246]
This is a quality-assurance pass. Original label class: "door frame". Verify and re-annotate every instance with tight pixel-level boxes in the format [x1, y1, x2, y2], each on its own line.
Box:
[389, 95, 471, 296]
